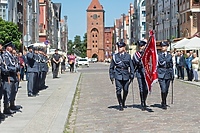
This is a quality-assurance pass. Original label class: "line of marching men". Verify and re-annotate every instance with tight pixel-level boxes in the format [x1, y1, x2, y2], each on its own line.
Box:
[109, 40, 174, 111]
[0, 42, 48, 120]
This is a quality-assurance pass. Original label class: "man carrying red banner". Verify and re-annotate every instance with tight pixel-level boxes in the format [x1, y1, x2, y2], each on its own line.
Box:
[132, 40, 148, 111]
[141, 31, 158, 92]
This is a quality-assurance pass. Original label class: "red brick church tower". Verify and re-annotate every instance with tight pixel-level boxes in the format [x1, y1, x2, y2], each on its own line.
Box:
[86, 0, 105, 61]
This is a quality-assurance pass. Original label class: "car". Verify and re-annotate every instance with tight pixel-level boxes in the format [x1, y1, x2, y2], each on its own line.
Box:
[78, 58, 89, 67]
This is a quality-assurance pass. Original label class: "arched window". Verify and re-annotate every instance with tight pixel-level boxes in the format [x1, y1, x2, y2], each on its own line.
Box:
[141, 1, 145, 6]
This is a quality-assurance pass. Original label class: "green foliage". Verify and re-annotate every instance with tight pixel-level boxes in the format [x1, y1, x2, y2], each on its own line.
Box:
[0, 18, 22, 49]
[67, 33, 87, 58]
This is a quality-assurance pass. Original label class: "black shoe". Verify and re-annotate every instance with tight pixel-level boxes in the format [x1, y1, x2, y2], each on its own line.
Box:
[119, 104, 124, 111]
[141, 103, 145, 111]
[0, 112, 5, 119]
[3, 108, 15, 114]
[10, 105, 22, 110]
[28, 93, 36, 97]
[161, 102, 167, 110]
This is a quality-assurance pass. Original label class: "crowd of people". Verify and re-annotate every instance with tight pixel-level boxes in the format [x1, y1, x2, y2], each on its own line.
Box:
[0, 42, 49, 120]
[172, 50, 199, 82]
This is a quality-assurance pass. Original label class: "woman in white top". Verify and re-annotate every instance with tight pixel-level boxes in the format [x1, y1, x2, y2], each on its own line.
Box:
[191, 53, 199, 81]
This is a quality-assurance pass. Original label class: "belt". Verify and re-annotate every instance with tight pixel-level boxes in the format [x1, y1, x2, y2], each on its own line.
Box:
[116, 67, 128, 70]
[159, 66, 170, 69]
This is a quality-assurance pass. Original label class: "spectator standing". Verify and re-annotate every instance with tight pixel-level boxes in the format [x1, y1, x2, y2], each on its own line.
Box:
[185, 53, 193, 81]
[175, 51, 185, 79]
[171, 52, 177, 78]
[192, 53, 199, 81]
[18, 52, 25, 81]
[61, 55, 66, 73]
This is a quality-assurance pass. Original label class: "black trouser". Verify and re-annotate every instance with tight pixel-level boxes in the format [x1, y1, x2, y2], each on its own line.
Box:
[53, 62, 60, 78]
[69, 63, 74, 72]
[186, 68, 193, 81]
[177, 66, 184, 79]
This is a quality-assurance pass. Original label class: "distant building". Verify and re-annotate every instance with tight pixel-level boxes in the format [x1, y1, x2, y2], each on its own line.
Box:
[86, 0, 105, 62]
[104, 27, 113, 60]
[133, 0, 146, 41]
[0, 0, 8, 20]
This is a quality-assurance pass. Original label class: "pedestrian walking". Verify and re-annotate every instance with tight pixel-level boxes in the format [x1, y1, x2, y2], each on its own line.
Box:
[68, 53, 76, 73]
[132, 40, 148, 111]
[109, 41, 134, 111]
[157, 42, 174, 110]
[52, 49, 61, 78]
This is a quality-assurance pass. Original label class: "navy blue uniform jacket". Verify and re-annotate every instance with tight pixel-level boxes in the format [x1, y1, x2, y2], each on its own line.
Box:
[109, 52, 134, 81]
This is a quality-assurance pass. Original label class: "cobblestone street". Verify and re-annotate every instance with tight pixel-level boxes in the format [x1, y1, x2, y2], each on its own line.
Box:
[70, 63, 200, 133]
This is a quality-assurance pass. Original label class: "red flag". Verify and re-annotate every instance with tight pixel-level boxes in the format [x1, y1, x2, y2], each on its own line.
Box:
[141, 30, 158, 92]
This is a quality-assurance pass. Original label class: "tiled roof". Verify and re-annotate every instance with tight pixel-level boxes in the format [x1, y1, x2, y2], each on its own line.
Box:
[87, 0, 103, 10]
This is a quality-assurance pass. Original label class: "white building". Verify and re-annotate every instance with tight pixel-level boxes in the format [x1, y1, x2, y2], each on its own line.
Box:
[133, 0, 146, 41]
[0, 0, 8, 20]
[157, 0, 179, 41]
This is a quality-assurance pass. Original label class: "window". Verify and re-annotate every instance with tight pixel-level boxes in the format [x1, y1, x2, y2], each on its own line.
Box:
[142, 22, 146, 31]
[142, 1, 145, 6]
[142, 11, 146, 17]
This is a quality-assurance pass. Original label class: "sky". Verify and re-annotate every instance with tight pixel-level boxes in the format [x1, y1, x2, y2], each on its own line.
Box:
[52, 0, 134, 41]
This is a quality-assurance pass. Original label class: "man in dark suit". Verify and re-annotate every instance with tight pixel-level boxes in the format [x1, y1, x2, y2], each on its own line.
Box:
[175, 51, 185, 79]
[52, 49, 61, 78]
[132, 40, 148, 111]
[157, 42, 174, 110]
[109, 42, 134, 111]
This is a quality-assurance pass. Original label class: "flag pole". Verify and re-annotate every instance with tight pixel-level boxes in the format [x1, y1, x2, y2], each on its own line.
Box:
[131, 81, 134, 105]
[171, 80, 174, 104]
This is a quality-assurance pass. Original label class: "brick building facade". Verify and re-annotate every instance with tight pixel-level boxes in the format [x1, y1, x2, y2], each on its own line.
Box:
[86, 0, 105, 62]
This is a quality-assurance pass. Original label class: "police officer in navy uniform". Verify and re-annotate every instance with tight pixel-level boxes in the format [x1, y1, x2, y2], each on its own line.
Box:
[38, 47, 48, 90]
[1, 42, 16, 114]
[132, 40, 148, 111]
[0, 43, 6, 118]
[26, 45, 38, 97]
[52, 49, 61, 78]
[10, 48, 21, 110]
[109, 42, 134, 111]
[157, 41, 174, 110]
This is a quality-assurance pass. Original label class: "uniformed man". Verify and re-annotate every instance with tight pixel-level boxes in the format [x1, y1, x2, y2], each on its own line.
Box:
[26, 45, 39, 97]
[32, 47, 40, 95]
[109, 42, 134, 111]
[52, 49, 61, 78]
[157, 41, 174, 110]
[1, 42, 16, 114]
[132, 40, 148, 111]
[9, 48, 21, 110]
[0, 43, 6, 119]
[38, 47, 48, 90]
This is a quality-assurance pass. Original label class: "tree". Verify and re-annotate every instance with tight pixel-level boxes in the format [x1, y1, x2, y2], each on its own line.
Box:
[80, 33, 87, 58]
[0, 18, 22, 49]
[67, 40, 73, 54]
